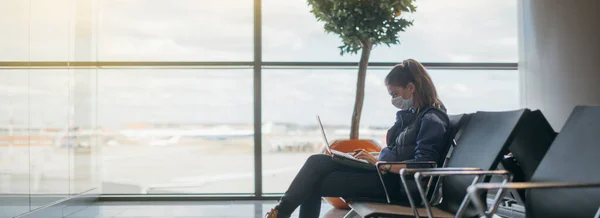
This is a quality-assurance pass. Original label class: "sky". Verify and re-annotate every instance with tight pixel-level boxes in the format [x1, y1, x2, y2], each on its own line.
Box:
[0, 0, 519, 128]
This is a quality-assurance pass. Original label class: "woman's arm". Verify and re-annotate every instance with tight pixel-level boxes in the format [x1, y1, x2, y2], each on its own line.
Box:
[378, 163, 407, 175]
[354, 151, 406, 174]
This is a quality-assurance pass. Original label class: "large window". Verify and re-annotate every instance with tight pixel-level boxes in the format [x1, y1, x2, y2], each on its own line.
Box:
[1, 0, 519, 200]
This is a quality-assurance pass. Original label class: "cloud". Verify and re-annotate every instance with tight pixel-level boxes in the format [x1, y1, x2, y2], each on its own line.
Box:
[1, 0, 518, 62]
[452, 83, 472, 94]
[98, 0, 254, 61]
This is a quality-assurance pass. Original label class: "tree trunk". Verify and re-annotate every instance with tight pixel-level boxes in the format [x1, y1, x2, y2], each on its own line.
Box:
[350, 40, 372, 140]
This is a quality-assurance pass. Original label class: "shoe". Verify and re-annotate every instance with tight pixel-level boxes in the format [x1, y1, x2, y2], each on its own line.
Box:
[265, 208, 279, 218]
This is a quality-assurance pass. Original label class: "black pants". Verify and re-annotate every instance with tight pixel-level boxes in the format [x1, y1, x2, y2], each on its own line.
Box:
[276, 154, 417, 218]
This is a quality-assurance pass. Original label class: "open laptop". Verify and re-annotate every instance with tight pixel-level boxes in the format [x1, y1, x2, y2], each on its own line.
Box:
[316, 115, 376, 171]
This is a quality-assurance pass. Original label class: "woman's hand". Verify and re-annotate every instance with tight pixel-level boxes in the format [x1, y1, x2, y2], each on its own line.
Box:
[353, 149, 378, 165]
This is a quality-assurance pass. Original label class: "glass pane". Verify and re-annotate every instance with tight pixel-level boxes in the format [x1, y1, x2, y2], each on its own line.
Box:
[27, 0, 72, 210]
[0, 70, 30, 216]
[71, 69, 98, 195]
[262, 68, 519, 193]
[98, 0, 253, 61]
[98, 69, 254, 194]
[64, 69, 99, 216]
[69, 0, 98, 201]
[0, 0, 30, 61]
[29, 70, 70, 210]
[0, 0, 72, 61]
[263, 0, 518, 62]
[29, 0, 70, 61]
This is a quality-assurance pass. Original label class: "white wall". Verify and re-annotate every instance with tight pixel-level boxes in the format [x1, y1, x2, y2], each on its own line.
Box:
[519, 0, 600, 130]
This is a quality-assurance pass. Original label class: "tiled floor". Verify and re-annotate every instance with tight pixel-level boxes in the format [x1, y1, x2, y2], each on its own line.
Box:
[64, 201, 353, 218]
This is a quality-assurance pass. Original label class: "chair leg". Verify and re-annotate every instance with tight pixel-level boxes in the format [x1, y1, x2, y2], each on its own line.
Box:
[344, 209, 358, 218]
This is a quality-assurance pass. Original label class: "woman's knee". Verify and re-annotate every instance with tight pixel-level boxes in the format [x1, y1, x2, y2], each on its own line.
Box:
[306, 154, 331, 165]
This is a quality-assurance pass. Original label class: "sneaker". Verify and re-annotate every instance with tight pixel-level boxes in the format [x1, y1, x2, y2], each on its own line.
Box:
[265, 208, 279, 218]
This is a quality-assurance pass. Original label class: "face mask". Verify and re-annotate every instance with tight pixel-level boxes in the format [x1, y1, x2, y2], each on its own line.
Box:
[391, 96, 414, 110]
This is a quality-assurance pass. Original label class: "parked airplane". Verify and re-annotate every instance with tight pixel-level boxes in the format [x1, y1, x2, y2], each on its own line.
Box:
[120, 125, 254, 144]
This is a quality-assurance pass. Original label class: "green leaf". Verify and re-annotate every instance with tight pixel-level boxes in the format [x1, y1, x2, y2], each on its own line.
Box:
[307, 0, 416, 56]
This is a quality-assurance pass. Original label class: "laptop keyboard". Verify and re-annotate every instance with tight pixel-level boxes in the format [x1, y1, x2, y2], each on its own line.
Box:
[331, 150, 369, 163]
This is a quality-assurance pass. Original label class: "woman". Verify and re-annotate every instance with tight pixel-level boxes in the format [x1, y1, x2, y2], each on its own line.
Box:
[266, 59, 451, 218]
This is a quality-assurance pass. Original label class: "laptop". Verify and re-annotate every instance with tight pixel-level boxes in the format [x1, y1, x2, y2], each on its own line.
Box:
[316, 115, 376, 171]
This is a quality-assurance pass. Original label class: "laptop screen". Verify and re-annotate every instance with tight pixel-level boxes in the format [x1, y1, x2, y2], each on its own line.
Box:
[316, 115, 332, 154]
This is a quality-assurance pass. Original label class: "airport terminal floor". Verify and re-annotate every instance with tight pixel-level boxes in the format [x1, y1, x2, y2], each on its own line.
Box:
[57, 200, 345, 218]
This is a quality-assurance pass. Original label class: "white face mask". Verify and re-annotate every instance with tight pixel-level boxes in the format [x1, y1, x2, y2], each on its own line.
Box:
[391, 96, 414, 110]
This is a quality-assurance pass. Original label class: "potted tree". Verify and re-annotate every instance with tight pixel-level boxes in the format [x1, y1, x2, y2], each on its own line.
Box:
[307, 0, 417, 208]
[308, 0, 417, 140]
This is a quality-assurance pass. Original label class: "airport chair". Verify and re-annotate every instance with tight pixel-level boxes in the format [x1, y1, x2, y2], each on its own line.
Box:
[468, 106, 600, 218]
[347, 109, 530, 218]
[484, 109, 557, 216]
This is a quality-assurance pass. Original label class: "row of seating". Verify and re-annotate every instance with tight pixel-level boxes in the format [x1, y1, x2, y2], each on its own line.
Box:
[344, 106, 600, 218]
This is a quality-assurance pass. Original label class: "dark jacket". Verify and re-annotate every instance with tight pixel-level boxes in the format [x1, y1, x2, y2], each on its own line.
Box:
[378, 107, 450, 168]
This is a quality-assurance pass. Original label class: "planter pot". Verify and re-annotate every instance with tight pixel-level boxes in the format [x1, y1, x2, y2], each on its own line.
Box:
[321, 139, 382, 209]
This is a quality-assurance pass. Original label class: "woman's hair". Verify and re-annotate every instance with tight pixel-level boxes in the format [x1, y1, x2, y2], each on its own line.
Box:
[385, 59, 442, 109]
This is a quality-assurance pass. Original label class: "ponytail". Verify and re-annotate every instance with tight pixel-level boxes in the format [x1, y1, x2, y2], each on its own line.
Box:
[385, 59, 442, 109]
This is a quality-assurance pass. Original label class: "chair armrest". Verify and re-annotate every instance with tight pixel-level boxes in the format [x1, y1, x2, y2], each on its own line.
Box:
[377, 161, 437, 169]
[411, 170, 512, 218]
[397, 168, 485, 218]
[373, 161, 438, 206]
[468, 182, 600, 218]
[415, 169, 512, 177]
[400, 168, 512, 217]
[376, 160, 435, 166]
[401, 167, 482, 174]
